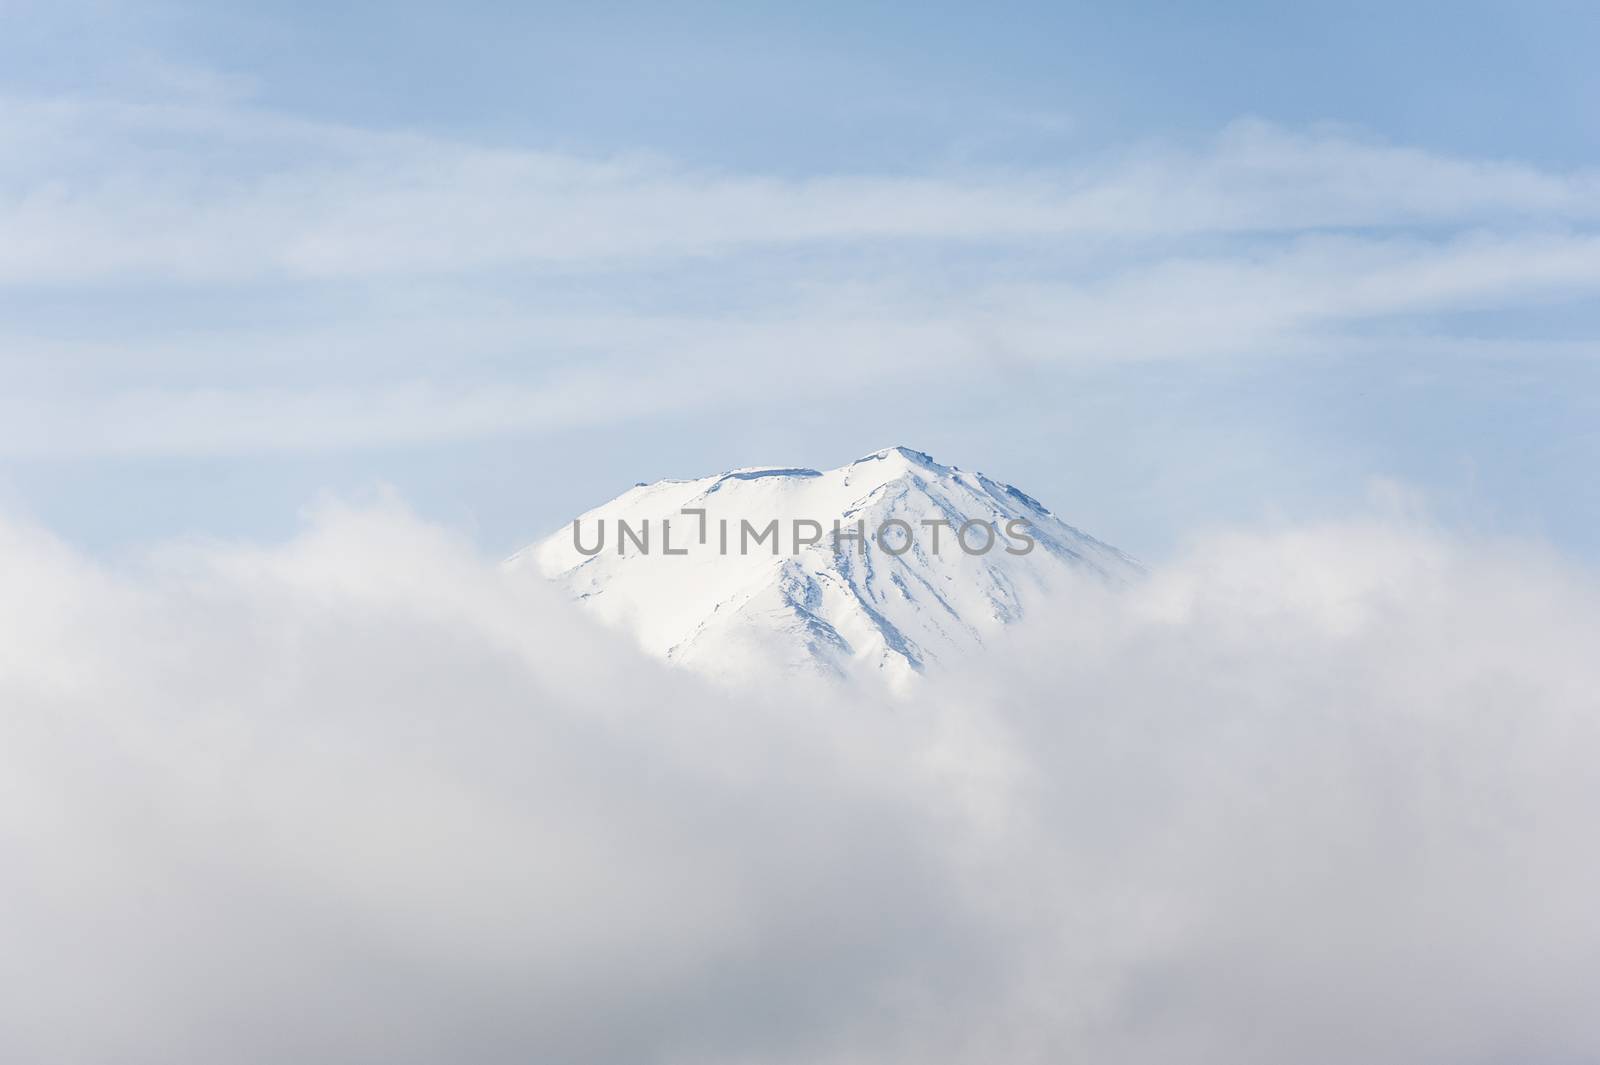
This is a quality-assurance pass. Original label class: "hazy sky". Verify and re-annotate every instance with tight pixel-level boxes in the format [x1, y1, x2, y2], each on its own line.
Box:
[7, 9, 1600, 1060]
[3, 0, 1598, 559]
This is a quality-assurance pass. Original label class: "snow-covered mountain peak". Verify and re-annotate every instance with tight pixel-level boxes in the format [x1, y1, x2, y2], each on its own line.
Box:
[511, 448, 1137, 689]
[851, 444, 944, 471]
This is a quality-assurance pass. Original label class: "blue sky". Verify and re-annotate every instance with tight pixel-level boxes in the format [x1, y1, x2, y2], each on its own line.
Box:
[3, 0, 1598, 560]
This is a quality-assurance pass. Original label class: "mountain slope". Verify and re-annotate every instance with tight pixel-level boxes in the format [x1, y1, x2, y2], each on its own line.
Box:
[510, 447, 1137, 687]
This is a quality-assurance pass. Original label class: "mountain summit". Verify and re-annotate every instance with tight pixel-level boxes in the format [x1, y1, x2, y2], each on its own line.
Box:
[511, 448, 1137, 687]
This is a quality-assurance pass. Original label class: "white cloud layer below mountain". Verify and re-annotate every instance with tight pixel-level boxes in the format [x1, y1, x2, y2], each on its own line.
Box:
[3, 499, 1598, 1064]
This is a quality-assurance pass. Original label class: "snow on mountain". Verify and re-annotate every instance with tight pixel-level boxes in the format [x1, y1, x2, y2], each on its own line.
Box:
[509, 447, 1138, 688]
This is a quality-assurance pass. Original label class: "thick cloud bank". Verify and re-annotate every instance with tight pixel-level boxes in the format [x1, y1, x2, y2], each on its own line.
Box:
[2, 503, 1598, 1064]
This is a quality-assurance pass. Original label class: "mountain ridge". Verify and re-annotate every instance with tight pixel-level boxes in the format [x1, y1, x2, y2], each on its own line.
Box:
[511, 447, 1137, 688]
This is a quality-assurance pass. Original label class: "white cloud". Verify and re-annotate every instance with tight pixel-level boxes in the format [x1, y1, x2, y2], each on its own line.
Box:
[5, 95, 1599, 459]
[2, 500, 1598, 1063]
[7, 226, 1599, 458]
[4, 101, 1600, 285]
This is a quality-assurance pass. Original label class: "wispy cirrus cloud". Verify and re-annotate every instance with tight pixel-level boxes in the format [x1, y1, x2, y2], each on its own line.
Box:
[3, 98, 1600, 283]
[4, 93, 1599, 459]
[6, 231, 1599, 457]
